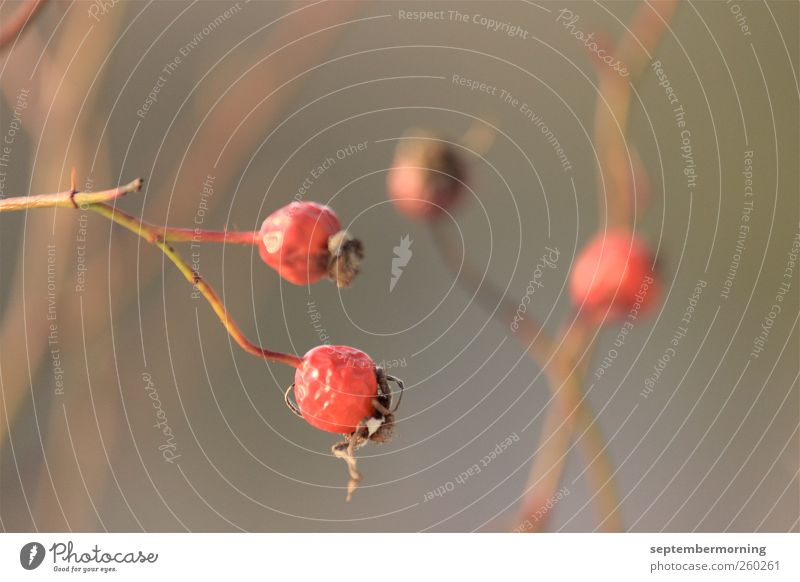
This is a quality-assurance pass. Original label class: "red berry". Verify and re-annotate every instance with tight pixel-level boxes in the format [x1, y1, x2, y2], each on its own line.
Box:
[293, 345, 379, 434]
[387, 129, 467, 221]
[258, 201, 363, 287]
[569, 229, 660, 322]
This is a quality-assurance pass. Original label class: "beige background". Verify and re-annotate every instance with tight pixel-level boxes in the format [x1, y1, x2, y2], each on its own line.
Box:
[0, 0, 797, 532]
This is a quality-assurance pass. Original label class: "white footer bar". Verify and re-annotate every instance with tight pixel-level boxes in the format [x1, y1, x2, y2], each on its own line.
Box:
[1, 533, 797, 580]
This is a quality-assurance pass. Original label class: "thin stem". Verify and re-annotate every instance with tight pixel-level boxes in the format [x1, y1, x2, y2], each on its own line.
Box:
[0, 178, 143, 211]
[0, 181, 302, 369]
[94, 208, 259, 245]
[430, 223, 621, 531]
[0, 0, 47, 51]
[0, 180, 259, 245]
[0, 179, 259, 244]
[156, 226, 259, 245]
[87, 202, 301, 368]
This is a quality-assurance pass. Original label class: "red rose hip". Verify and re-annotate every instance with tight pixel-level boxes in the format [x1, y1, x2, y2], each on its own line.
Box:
[293, 345, 380, 434]
[387, 129, 467, 221]
[570, 229, 660, 322]
[288, 345, 402, 500]
[258, 201, 363, 287]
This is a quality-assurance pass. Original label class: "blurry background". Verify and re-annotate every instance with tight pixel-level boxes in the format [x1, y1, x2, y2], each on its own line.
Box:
[0, 0, 797, 532]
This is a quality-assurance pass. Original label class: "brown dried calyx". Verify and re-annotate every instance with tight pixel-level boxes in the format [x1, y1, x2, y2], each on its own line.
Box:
[331, 367, 404, 501]
[327, 230, 364, 288]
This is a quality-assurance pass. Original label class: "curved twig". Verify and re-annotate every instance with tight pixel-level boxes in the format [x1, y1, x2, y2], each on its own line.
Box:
[0, 181, 302, 369]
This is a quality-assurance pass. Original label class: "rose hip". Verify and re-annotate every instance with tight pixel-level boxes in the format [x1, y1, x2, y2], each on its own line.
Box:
[569, 229, 659, 322]
[258, 201, 363, 287]
[287, 345, 402, 500]
[387, 129, 467, 221]
[293, 345, 380, 434]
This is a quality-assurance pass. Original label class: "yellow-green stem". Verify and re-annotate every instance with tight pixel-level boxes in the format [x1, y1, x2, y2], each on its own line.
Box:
[0, 178, 143, 211]
[87, 202, 301, 368]
[0, 180, 301, 369]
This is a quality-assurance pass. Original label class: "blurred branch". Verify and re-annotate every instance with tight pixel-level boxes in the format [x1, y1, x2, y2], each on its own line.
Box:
[0, 2, 129, 528]
[593, 0, 678, 228]
[511, 0, 680, 531]
[0, 183, 303, 369]
[617, 0, 680, 80]
[0, 0, 47, 51]
[516, 320, 621, 532]
[430, 223, 621, 531]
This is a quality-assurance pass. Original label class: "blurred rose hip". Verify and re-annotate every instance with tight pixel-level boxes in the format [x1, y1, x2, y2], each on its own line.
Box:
[387, 129, 467, 221]
[258, 201, 363, 287]
[569, 229, 660, 322]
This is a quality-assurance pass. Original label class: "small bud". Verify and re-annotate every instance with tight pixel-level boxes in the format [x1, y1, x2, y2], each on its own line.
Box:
[387, 129, 467, 221]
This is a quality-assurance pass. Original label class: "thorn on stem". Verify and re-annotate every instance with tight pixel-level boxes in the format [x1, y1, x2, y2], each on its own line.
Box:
[69, 168, 79, 208]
